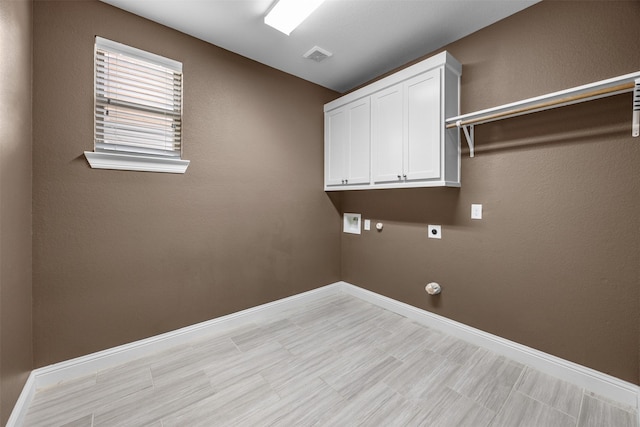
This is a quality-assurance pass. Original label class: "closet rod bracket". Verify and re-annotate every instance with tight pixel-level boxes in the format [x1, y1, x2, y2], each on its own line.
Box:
[456, 120, 475, 157]
[633, 78, 639, 137]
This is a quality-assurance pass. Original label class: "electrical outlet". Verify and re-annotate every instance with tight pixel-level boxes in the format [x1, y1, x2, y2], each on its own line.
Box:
[428, 225, 441, 239]
[471, 204, 483, 219]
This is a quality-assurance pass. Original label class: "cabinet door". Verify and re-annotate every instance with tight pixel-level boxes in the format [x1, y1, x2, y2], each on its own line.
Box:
[404, 68, 441, 180]
[372, 84, 404, 183]
[346, 98, 370, 184]
[325, 107, 348, 186]
[325, 99, 371, 187]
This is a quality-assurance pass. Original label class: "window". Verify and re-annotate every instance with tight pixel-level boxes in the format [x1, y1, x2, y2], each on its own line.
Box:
[84, 37, 189, 173]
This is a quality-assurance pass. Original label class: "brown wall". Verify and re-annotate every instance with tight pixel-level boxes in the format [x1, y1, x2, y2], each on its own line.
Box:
[28, 0, 640, 392]
[32, 0, 341, 367]
[0, 0, 34, 423]
[341, 1, 640, 384]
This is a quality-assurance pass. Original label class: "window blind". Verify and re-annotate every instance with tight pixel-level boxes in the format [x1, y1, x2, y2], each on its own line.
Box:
[94, 37, 183, 158]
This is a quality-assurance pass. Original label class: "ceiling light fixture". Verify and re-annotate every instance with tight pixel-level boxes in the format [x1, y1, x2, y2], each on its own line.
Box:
[264, 0, 326, 36]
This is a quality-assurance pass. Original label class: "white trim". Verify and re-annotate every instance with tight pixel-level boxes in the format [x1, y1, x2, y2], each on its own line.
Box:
[6, 283, 341, 426]
[6, 372, 35, 427]
[95, 36, 181, 73]
[84, 151, 190, 174]
[325, 180, 461, 191]
[8, 281, 639, 425]
[324, 51, 461, 112]
[335, 281, 640, 410]
[35, 284, 340, 390]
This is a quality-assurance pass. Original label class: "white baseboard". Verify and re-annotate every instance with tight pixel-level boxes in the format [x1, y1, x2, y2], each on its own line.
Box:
[7, 283, 341, 427]
[6, 372, 35, 427]
[335, 281, 639, 411]
[8, 281, 639, 426]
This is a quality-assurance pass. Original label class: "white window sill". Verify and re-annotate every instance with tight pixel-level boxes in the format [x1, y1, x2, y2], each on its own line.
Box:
[84, 151, 190, 174]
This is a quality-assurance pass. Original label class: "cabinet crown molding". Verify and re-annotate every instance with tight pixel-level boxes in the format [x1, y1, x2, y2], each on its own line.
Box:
[325, 51, 461, 112]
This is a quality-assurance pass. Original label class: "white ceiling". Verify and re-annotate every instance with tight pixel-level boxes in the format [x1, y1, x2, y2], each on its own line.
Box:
[99, 0, 539, 93]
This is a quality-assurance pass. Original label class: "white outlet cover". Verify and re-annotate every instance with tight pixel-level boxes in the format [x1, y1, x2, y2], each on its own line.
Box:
[364, 219, 371, 231]
[343, 213, 361, 234]
[471, 204, 483, 219]
[428, 225, 442, 239]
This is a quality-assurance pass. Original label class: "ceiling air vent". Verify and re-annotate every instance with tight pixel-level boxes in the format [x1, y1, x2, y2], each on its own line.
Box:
[303, 46, 332, 62]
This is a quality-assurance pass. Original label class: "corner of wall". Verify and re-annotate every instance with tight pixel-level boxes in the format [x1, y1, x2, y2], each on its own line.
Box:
[0, 0, 34, 423]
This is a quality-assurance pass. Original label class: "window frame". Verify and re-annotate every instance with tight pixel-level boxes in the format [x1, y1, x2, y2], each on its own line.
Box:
[84, 36, 190, 174]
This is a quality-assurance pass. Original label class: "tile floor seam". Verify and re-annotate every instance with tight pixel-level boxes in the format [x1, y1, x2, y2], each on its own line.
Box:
[575, 390, 587, 427]
[586, 390, 638, 414]
[486, 362, 527, 426]
[514, 389, 579, 421]
[513, 365, 530, 390]
[148, 366, 156, 391]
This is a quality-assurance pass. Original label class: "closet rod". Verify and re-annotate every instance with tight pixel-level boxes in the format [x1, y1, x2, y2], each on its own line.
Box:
[445, 71, 640, 157]
[446, 81, 634, 129]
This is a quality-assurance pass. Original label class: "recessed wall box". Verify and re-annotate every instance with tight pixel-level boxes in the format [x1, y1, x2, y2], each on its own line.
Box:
[343, 213, 361, 234]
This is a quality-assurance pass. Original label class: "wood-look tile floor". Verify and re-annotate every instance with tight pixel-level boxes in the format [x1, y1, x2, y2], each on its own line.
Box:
[23, 293, 637, 427]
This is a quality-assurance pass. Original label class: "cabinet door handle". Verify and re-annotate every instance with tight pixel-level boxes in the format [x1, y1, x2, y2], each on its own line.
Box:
[403, 174, 407, 179]
[345, 179, 348, 184]
[397, 175, 402, 179]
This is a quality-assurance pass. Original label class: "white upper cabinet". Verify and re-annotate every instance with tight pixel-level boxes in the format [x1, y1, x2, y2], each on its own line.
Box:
[372, 68, 442, 184]
[325, 97, 371, 187]
[405, 69, 442, 181]
[324, 51, 461, 191]
[371, 84, 403, 183]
